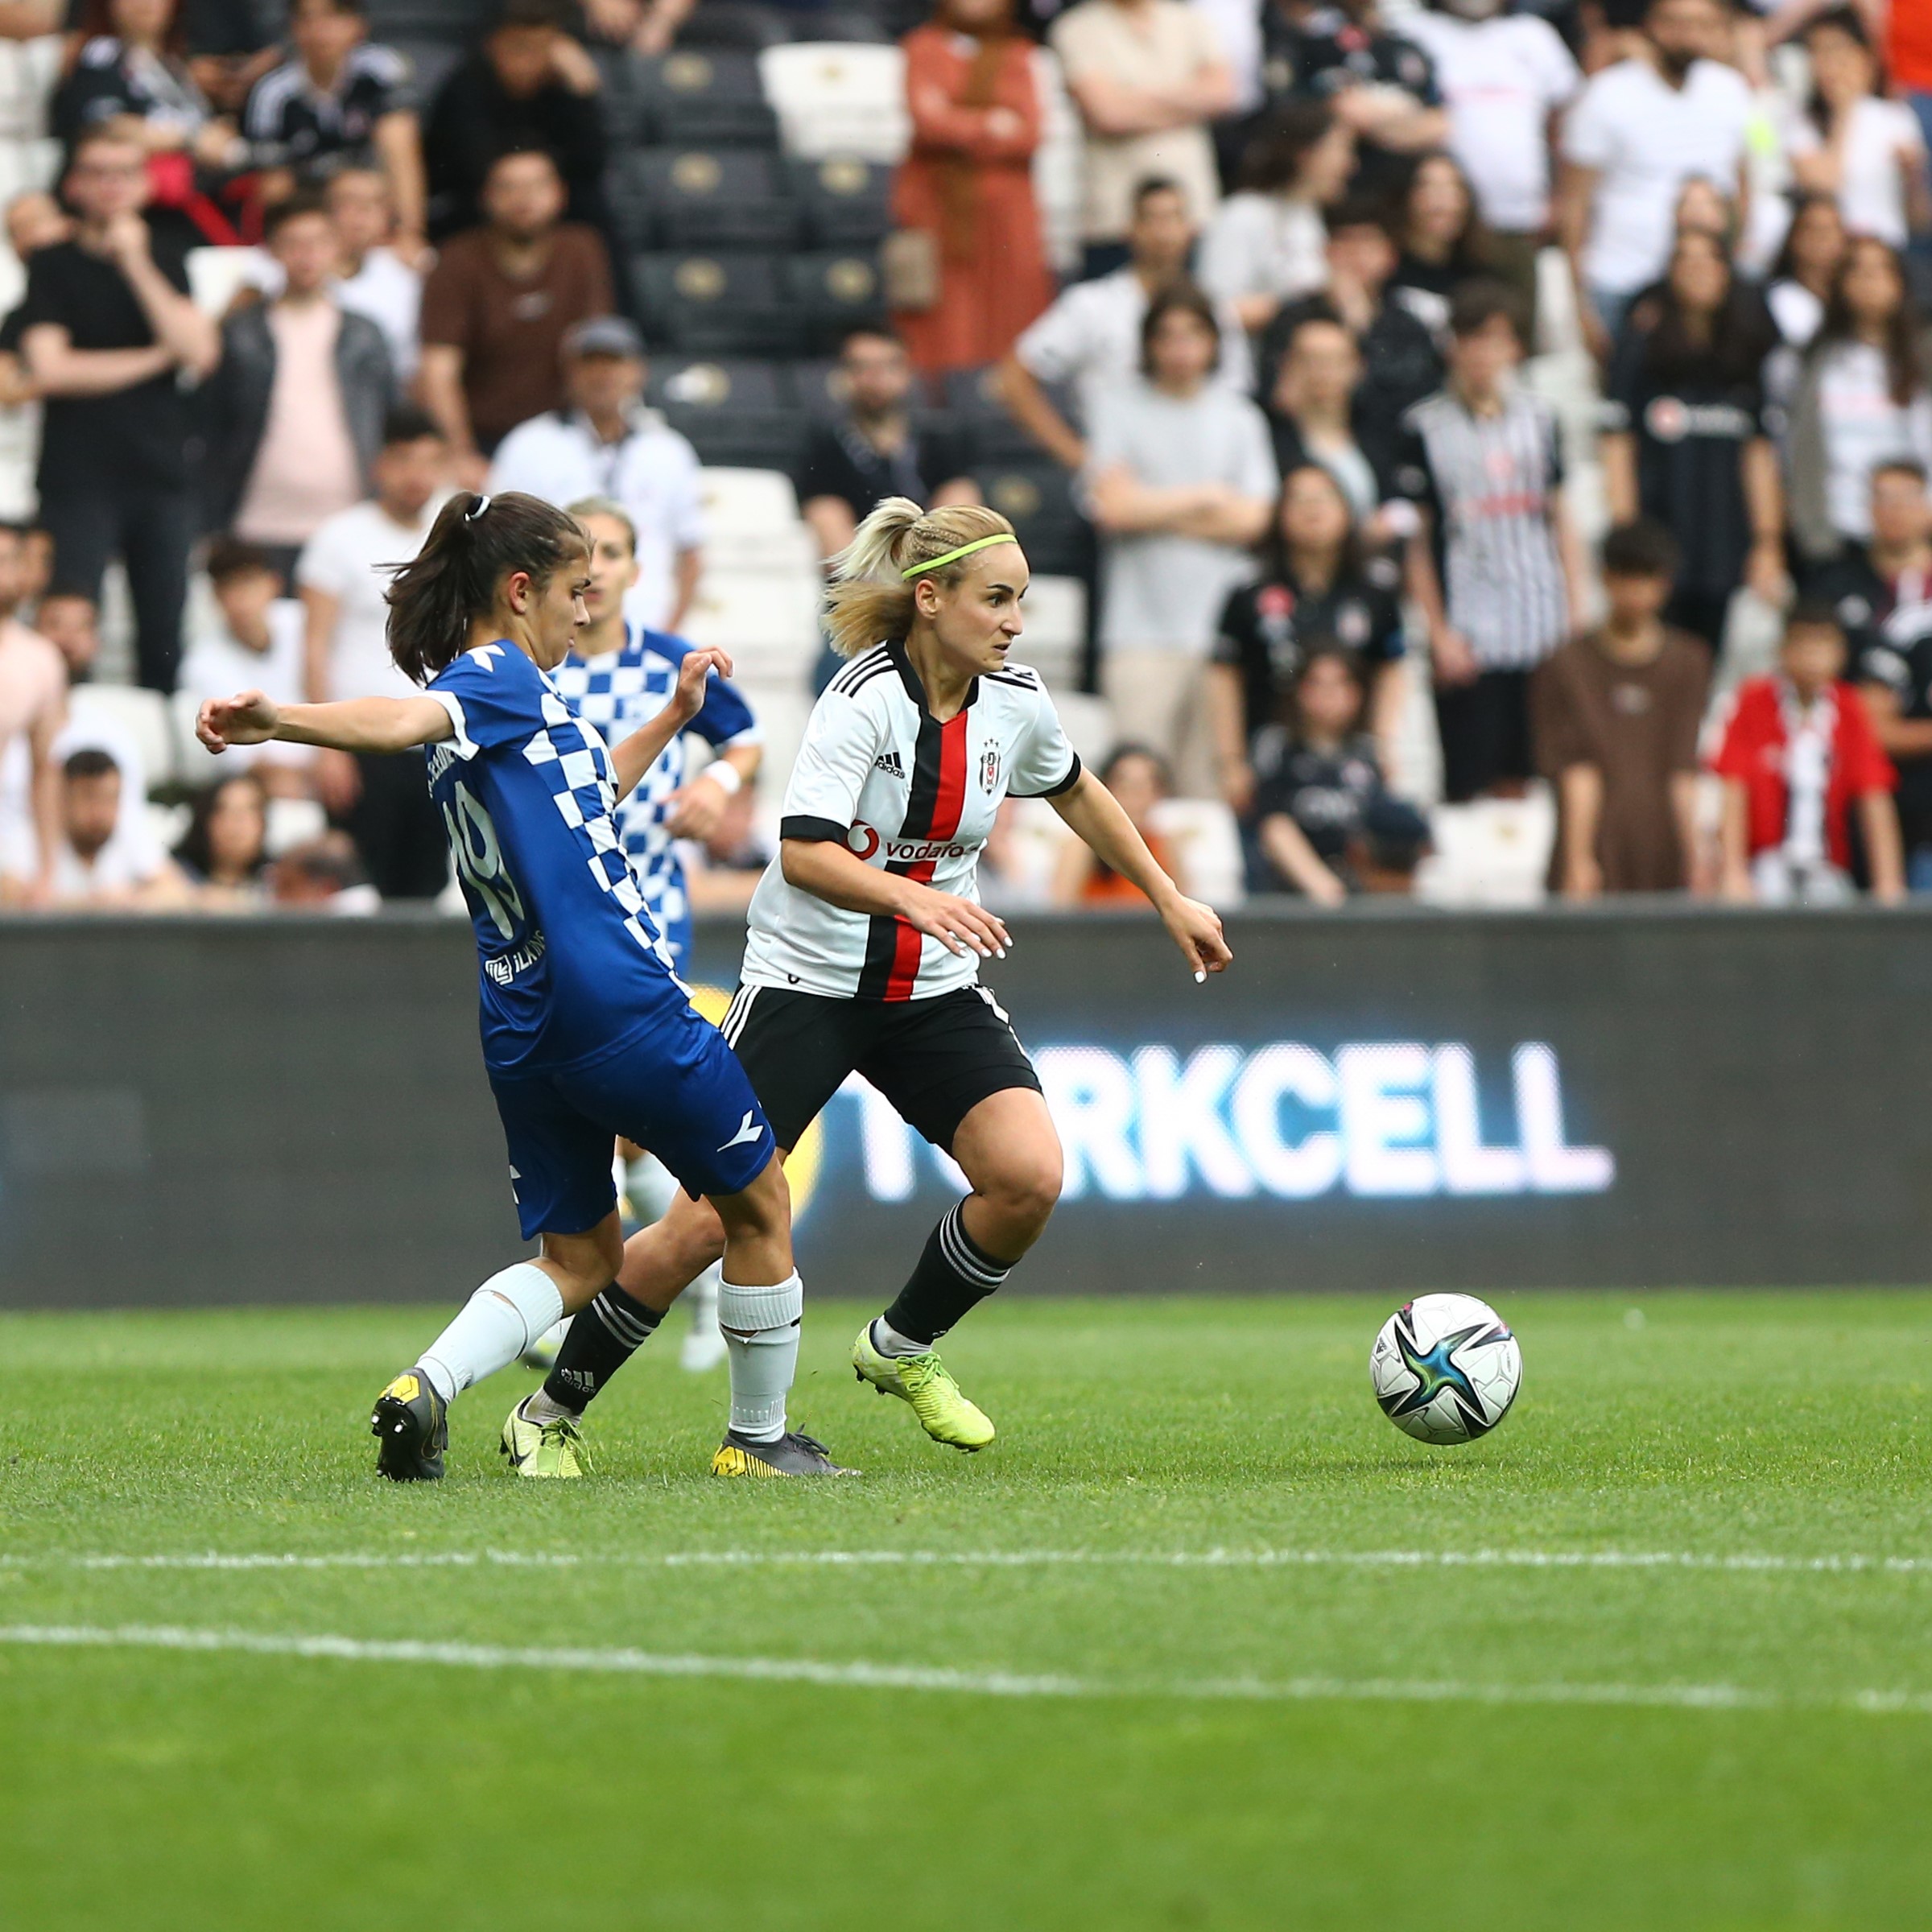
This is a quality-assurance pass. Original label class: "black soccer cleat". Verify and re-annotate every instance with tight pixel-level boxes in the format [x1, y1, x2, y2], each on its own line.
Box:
[370, 1369, 448, 1481]
[710, 1429, 860, 1477]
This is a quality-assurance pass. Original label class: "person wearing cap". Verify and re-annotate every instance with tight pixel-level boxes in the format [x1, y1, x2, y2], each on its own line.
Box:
[485, 313, 705, 633]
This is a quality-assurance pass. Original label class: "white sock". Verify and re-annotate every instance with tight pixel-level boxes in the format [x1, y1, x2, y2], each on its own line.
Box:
[521, 1388, 572, 1425]
[417, 1262, 566, 1404]
[871, 1316, 929, 1360]
[625, 1151, 680, 1225]
[720, 1271, 802, 1443]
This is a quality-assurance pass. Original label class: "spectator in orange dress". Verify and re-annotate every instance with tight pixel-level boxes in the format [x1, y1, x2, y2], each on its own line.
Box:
[1054, 743, 1181, 906]
[891, 0, 1053, 374]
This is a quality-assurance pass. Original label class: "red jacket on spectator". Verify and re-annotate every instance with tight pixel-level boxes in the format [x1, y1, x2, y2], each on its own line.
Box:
[1709, 675, 1896, 869]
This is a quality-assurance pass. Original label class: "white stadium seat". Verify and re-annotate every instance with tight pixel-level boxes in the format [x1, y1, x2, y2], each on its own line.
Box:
[696, 467, 817, 574]
[758, 43, 908, 164]
[1015, 574, 1085, 690]
[69, 685, 176, 794]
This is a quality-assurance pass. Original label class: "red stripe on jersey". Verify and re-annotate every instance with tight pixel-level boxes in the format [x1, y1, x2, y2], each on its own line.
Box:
[881, 712, 971, 1001]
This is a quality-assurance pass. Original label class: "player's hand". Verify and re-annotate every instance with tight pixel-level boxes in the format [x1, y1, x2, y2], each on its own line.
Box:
[196, 689, 279, 751]
[1159, 891, 1232, 982]
[898, 883, 1011, 960]
[663, 769, 734, 840]
[668, 646, 733, 726]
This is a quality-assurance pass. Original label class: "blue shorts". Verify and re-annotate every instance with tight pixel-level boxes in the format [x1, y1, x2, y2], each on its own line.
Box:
[488, 1003, 775, 1241]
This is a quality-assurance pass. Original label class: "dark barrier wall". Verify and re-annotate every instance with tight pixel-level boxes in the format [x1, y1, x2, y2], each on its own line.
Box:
[2, 906, 1930, 1308]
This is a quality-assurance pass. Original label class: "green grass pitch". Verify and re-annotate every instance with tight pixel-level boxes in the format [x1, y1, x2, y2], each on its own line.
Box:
[4, 1290, 1932, 1930]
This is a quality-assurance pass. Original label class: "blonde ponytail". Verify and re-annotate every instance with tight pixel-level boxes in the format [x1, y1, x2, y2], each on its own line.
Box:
[823, 497, 1019, 659]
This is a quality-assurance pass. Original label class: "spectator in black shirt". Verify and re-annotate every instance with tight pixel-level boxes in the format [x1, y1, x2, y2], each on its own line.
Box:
[53, 0, 241, 181]
[1807, 459, 1932, 666]
[1208, 460, 1406, 815]
[1389, 151, 1495, 341]
[1264, 196, 1443, 451]
[795, 328, 980, 564]
[1601, 228, 1786, 653]
[242, 0, 426, 254]
[1253, 641, 1427, 902]
[423, 0, 607, 242]
[18, 126, 220, 692]
[1258, 0, 1447, 197]
[1856, 572, 1932, 890]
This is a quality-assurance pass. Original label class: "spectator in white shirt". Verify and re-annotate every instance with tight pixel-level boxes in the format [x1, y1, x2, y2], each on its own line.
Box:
[1786, 6, 1930, 254]
[487, 315, 704, 632]
[998, 175, 1253, 471]
[1199, 99, 1356, 334]
[1402, 0, 1580, 310]
[325, 165, 423, 380]
[44, 745, 189, 909]
[179, 538, 314, 795]
[1086, 284, 1278, 794]
[1048, 0, 1236, 279]
[296, 404, 451, 897]
[1785, 234, 1932, 563]
[1557, 0, 1753, 360]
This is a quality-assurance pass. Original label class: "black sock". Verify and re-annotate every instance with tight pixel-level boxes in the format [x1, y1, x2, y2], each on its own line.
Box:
[881, 1203, 1015, 1346]
[543, 1286, 663, 1414]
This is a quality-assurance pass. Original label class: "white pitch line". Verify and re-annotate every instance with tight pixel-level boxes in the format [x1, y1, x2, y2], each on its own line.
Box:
[6, 1546, 1932, 1576]
[4, 1621, 1928, 1717]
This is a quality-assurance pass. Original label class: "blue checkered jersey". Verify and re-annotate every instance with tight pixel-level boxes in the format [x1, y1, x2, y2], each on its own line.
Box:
[423, 641, 690, 1074]
[551, 626, 759, 952]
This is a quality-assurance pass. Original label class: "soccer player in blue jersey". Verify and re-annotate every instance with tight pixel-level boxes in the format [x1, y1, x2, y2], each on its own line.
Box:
[196, 491, 843, 1480]
[530, 497, 762, 1375]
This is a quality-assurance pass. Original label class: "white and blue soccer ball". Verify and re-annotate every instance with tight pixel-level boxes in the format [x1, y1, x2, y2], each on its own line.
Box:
[1370, 1294, 1521, 1445]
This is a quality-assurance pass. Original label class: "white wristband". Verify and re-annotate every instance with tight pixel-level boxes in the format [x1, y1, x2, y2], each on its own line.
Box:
[701, 760, 743, 796]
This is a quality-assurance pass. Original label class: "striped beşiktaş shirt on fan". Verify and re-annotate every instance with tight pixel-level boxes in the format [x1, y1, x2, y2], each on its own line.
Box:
[1398, 385, 1570, 671]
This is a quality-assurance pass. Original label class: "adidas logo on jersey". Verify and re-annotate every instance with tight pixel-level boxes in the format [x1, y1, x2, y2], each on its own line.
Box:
[873, 751, 906, 780]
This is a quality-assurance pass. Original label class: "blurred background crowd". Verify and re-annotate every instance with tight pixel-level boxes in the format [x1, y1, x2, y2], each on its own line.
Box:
[0, 0, 1925, 919]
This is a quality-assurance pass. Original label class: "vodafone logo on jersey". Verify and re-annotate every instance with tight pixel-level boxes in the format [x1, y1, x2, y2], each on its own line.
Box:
[846, 822, 969, 865]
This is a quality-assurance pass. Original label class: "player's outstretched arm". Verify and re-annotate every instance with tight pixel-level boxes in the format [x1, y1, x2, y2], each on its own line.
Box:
[609, 646, 734, 802]
[1049, 768, 1233, 982]
[196, 691, 456, 757]
[780, 837, 1012, 960]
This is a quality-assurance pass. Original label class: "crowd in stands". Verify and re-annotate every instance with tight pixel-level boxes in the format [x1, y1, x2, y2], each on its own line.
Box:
[0, 0, 1927, 919]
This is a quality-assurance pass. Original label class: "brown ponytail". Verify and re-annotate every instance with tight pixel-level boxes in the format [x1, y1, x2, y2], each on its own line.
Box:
[386, 490, 587, 684]
[822, 496, 1020, 659]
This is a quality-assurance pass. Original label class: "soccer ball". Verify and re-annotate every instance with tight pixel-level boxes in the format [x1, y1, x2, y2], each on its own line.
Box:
[1369, 1294, 1521, 1445]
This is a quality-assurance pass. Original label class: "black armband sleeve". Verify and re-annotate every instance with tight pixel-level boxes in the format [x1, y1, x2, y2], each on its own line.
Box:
[780, 815, 850, 844]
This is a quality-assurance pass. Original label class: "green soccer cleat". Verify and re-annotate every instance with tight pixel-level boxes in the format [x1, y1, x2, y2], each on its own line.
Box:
[850, 1323, 996, 1451]
[710, 1430, 860, 1477]
[370, 1370, 448, 1482]
[499, 1396, 592, 1478]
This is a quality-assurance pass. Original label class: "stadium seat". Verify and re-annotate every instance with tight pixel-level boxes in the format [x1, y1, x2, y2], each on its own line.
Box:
[783, 248, 886, 353]
[390, 40, 463, 107]
[1028, 45, 1084, 278]
[631, 251, 808, 357]
[938, 363, 1051, 463]
[650, 357, 810, 472]
[625, 148, 798, 251]
[637, 49, 779, 147]
[675, 2, 792, 51]
[800, 9, 894, 44]
[696, 465, 818, 575]
[69, 686, 175, 795]
[1013, 574, 1085, 690]
[679, 566, 823, 685]
[975, 461, 1089, 579]
[758, 43, 908, 163]
[789, 152, 892, 248]
[1149, 798, 1246, 906]
[186, 246, 262, 319]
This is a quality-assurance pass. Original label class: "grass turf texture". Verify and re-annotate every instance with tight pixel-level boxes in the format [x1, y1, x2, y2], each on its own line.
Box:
[3, 1292, 1932, 1930]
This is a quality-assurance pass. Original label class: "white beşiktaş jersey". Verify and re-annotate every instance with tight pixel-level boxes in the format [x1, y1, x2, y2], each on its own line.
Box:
[742, 642, 1081, 1001]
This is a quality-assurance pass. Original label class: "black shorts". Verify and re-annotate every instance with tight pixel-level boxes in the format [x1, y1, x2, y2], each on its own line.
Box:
[719, 983, 1042, 1154]
[1434, 666, 1534, 803]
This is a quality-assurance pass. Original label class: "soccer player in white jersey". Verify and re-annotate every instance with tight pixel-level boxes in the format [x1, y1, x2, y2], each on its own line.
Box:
[524, 497, 762, 1376]
[514, 497, 1232, 1474]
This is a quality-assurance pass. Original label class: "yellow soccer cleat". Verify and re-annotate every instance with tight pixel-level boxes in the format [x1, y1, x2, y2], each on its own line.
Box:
[499, 1397, 592, 1478]
[850, 1323, 996, 1451]
[710, 1430, 859, 1477]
